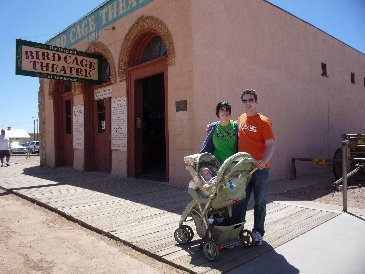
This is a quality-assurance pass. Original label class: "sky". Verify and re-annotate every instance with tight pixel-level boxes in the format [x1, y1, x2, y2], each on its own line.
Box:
[1, 0, 364, 133]
[0, 0, 106, 133]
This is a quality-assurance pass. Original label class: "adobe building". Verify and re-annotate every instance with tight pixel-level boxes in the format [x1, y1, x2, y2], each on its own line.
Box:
[38, 0, 365, 185]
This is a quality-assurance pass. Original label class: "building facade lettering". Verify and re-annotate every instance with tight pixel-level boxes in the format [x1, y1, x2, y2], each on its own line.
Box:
[47, 0, 153, 48]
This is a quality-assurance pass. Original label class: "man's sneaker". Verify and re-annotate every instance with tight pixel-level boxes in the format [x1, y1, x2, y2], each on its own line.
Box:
[252, 231, 263, 246]
[5, 163, 10, 166]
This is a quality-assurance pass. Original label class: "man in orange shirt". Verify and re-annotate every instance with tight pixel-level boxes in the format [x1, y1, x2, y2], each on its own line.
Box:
[233, 89, 275, 246]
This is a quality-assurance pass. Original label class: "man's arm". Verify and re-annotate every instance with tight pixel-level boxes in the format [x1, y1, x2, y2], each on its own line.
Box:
[257, 138, 275, 170]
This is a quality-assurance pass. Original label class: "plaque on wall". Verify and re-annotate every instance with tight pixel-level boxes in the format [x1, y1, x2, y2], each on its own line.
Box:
[111, 97, 127, 151]
[73, 105, 84, 149]
[175, 100, 187, 112]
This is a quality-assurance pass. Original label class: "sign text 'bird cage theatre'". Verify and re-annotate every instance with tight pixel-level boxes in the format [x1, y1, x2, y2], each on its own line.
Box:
[16, 39, 101, 84]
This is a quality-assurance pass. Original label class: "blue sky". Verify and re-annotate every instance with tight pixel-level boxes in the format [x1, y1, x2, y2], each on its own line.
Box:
[1, 0, 364, 133]
[0, 0, 106, 133]
[267, 0, 365, 53]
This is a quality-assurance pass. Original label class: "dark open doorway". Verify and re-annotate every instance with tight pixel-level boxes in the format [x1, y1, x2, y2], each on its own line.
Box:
[135, 73, 166, 180]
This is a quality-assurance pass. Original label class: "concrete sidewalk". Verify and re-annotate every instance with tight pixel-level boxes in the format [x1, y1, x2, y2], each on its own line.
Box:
[228, 212, 365, 274]
[233, 173, 365, 274]
[228, 172, 365, 274]
[1, 156, 364, 273]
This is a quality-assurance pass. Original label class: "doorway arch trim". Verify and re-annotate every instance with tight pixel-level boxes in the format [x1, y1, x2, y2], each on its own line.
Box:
[118, 15, 175, 81]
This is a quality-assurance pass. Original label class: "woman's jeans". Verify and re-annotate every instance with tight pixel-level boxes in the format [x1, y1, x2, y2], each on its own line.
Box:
[232, 168, 269, 236]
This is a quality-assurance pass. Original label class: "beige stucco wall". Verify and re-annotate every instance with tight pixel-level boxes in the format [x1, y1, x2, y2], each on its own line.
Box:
[190, 0, 365, 181]
[41, 0, 364, 184]
[42, 79, 56, 168]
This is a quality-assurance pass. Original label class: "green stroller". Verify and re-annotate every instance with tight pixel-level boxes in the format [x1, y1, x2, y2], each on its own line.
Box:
[174, 152, 257, 261]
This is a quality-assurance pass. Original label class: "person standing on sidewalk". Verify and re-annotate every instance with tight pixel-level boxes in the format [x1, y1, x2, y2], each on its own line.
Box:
[26, 142, 31, 159]
[232, 89, 275, 246]
[0, 129, 11, 167]
[200, 101, 238, 164]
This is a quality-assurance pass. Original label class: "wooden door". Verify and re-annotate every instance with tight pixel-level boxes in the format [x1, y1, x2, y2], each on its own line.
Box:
[84, 84, 112, 173]
[134, 80, 143, 176]
[62, 95, 74, 167]
[93, 97, 112, 172]
[54, 82, 74, 168]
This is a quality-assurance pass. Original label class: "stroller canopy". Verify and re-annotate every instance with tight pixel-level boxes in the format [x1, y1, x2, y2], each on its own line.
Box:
[184, 152, 256, 208]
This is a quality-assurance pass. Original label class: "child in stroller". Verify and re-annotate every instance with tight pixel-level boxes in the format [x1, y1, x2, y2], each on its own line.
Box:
[174, 152, 257, 261]
[189, 167, 217, 198]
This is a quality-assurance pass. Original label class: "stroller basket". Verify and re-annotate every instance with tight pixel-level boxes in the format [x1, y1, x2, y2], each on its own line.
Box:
[211, 222, 244, 244]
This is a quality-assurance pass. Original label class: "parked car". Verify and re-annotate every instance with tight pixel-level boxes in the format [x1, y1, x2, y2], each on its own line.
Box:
[10, 142, 27, 154]
[28, 140, 40, 154]
[22, 142, 30, 148]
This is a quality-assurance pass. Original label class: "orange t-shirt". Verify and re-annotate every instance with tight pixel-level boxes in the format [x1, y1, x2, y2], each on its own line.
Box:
[237, 113, 274, 166]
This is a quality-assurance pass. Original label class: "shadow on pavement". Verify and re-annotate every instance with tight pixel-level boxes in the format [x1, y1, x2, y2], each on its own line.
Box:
[226, 243, 300, 274]
[177, 239, 299, 273]
[20, 165, 190, 215]
[346, 211, 365, 222]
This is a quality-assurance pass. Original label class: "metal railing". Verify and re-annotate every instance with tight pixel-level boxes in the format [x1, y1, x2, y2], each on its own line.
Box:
[291, 134, 365, 212]
[290, 157, 340, 180]
[333, 135, 365, 212]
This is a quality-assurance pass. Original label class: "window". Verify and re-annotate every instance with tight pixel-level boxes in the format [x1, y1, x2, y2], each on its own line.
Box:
[97, 99, 106, 133]
[321, 63, 327, 76]
[64, 81, 72, 93]
[351, 72, 355, 84]
[139, 36, 167, 64]
[101, 57, 111, 82]
[65, 100, 72, 134]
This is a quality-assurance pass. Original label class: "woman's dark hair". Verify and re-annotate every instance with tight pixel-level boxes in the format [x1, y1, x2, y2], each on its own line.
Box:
[215, 101, 231, 118]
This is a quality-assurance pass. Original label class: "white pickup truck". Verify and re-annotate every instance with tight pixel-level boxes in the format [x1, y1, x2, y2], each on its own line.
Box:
[28, 140, 40, 154]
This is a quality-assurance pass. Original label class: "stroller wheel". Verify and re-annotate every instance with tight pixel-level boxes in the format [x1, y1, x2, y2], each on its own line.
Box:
[174, 226, 191, 244]
[203, 240, 220, 261]
[240, 229, 254, 248]
[185, 225, 194, 240]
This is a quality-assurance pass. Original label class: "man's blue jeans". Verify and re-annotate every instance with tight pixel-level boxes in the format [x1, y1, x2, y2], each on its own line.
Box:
[232, 168, 269, 236]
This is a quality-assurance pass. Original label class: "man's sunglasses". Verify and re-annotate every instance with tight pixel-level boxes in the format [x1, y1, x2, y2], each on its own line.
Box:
[241, 98, 255, 103]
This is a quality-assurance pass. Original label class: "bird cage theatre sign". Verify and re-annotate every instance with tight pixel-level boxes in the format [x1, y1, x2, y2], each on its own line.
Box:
[15, 39, 101, 84]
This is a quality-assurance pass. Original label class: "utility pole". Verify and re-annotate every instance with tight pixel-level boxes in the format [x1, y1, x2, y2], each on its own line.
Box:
[36, 118, 38, 140]
[32, 117, 35, 141]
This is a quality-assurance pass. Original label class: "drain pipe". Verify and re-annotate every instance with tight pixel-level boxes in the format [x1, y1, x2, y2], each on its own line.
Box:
[341, 139, 348, 212]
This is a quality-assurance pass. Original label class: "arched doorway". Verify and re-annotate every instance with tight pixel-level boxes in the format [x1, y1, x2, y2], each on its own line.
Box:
[53, 80, 74, 167]
[127, 34, 169, 180]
